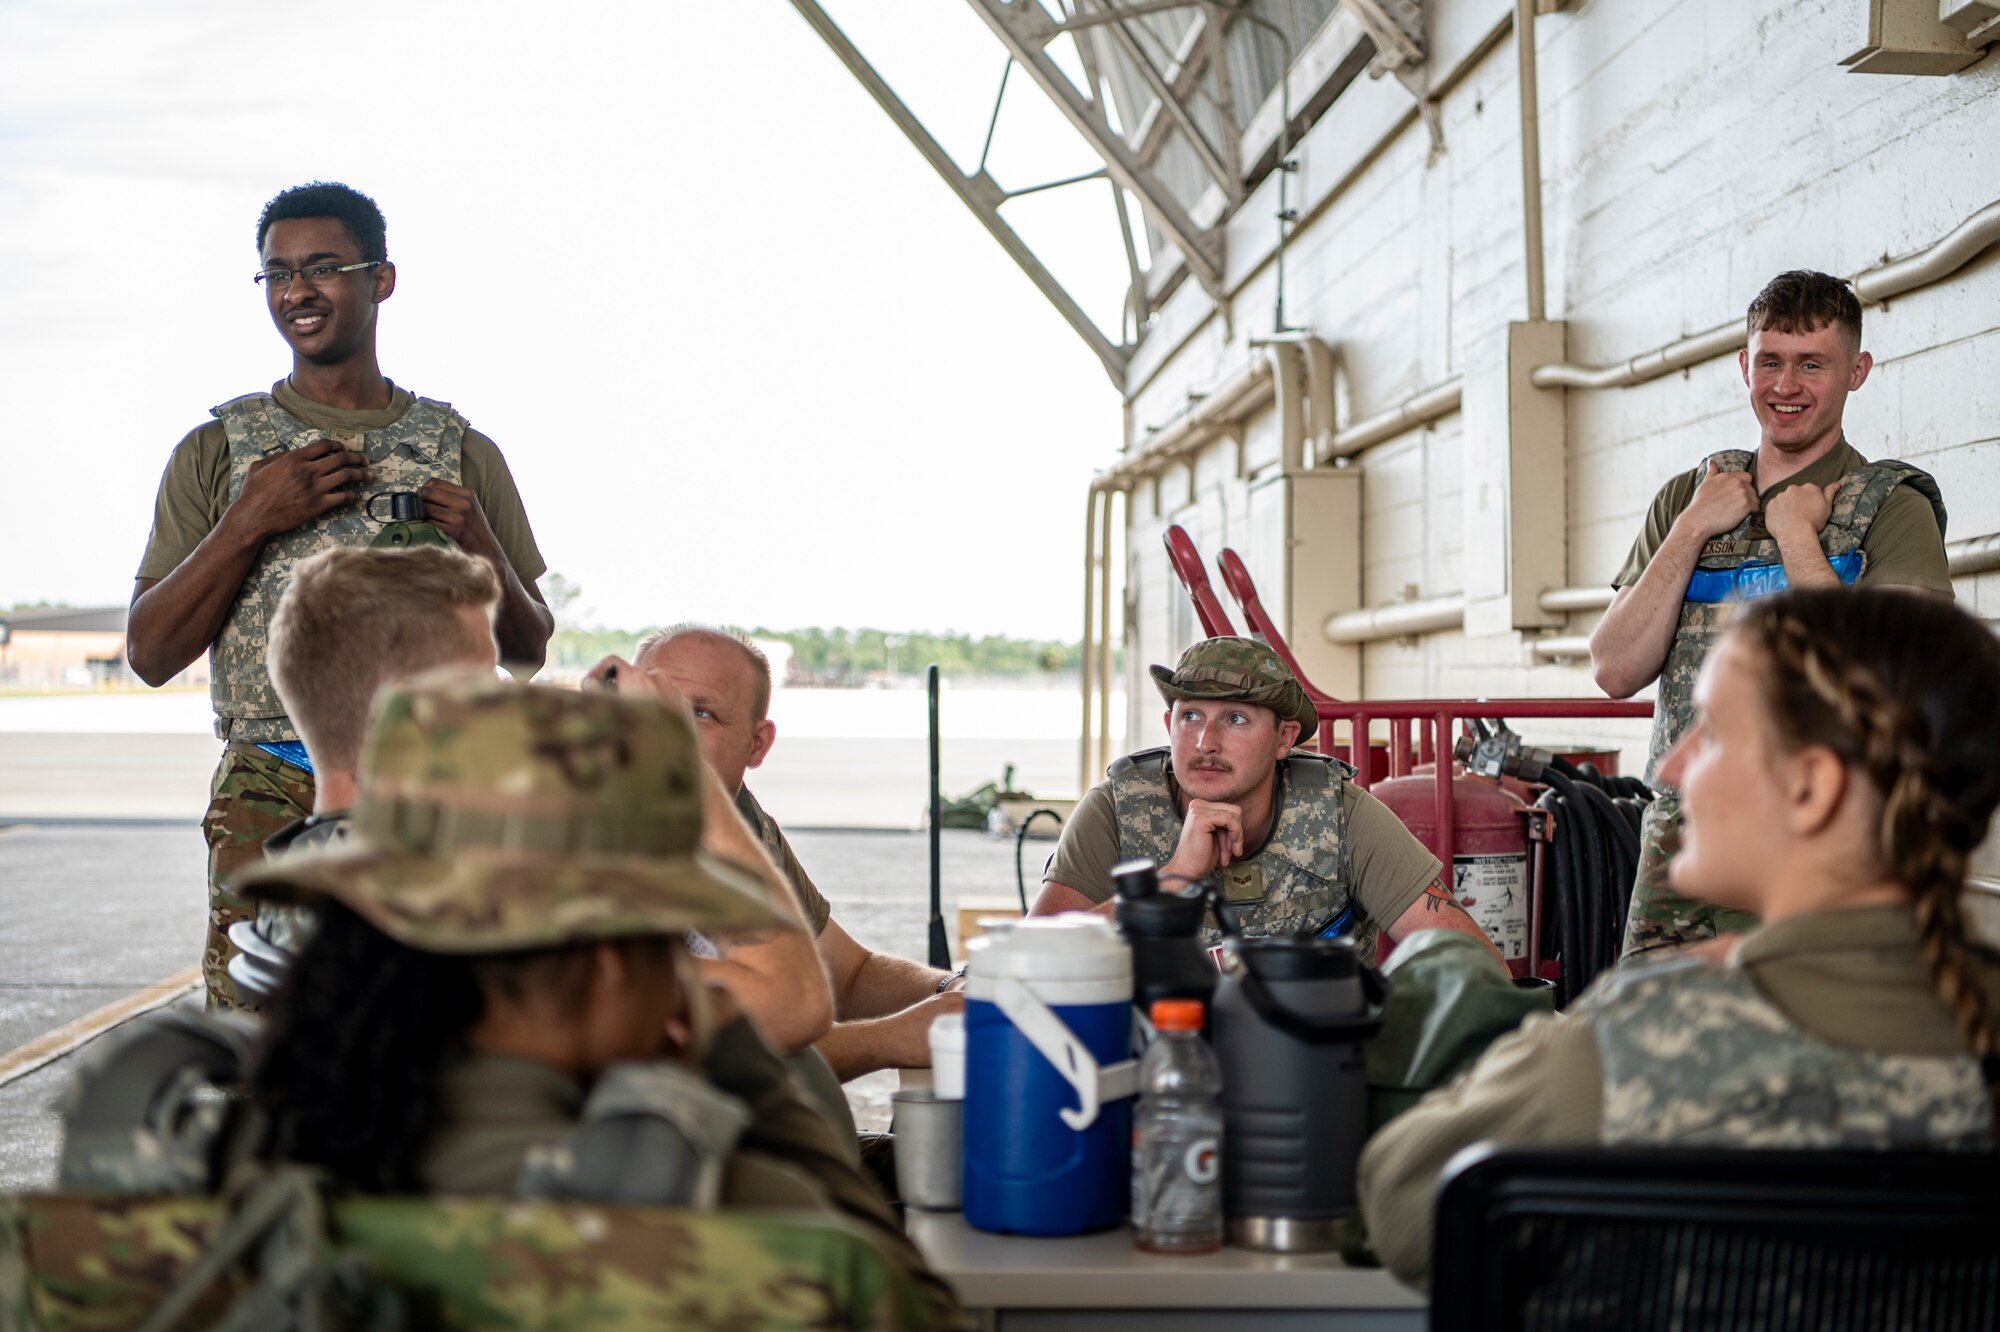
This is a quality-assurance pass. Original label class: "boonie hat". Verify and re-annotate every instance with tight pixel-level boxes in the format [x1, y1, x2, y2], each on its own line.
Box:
[232, 671, 791, 953]
[1149, 636, 1318, 742]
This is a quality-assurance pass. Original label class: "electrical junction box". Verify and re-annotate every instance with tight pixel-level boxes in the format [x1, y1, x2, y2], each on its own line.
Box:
[1841, 0, 1995, 73]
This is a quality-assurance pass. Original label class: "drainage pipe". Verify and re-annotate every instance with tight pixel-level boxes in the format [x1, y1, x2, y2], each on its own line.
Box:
[1531, 197, 2000, 391]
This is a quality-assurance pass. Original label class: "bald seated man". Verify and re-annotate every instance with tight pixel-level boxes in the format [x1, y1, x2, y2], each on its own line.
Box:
[1037, 637, 1504, 963]
[592, 627, 963, 1080]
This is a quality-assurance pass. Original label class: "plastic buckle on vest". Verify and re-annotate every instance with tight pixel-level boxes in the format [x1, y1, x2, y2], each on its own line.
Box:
[1685, 550, 1865, 604]
[991, 978, 1138, 1130]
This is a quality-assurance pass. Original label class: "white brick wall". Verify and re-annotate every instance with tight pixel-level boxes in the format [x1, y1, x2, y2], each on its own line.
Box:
[1113, 0, 2000, 771]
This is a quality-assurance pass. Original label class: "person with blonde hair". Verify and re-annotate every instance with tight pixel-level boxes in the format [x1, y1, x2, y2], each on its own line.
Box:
[226, 545, 503, 1004]
[1359, 586, 2000, 1287]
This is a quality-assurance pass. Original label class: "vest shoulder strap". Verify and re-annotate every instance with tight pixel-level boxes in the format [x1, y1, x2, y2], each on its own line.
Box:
[514, 1062, 752, 1209]
[1107, 747, 1170, 780]
[57, 1010, 257, 1196]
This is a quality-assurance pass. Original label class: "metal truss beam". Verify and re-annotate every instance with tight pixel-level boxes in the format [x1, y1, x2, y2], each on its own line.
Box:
[786, 0, 1132, 385]
[966, 0, 1226, 295]
[1347, 0, 1425, 70]
[1080, 0, 1238, 202]
[1136, 7, 1224, 169]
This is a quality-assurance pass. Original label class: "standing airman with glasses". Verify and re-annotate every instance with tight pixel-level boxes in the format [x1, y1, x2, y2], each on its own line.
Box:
[126, 181, 554, 1010]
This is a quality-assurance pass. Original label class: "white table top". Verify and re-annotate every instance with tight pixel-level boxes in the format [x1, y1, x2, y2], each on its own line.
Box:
[904, 1210, 1426, 1311]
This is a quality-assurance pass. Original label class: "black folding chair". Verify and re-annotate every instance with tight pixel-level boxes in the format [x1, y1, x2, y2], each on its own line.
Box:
[1430, 1143, 2000, 1332]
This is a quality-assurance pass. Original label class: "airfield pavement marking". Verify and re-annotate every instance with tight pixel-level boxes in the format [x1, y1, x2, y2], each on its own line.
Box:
[0, 966, 201, 1089]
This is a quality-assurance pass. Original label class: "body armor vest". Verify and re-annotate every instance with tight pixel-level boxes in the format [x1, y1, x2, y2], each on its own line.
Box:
[1107, 747, 1355, 947]
[210, 392, 465, 741]
[1588, 956, 1990, 1150]
[1647, 449, 1945, 786]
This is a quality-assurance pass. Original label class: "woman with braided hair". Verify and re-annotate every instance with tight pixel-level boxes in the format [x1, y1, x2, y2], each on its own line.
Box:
[1357, 586, 2000, 1288]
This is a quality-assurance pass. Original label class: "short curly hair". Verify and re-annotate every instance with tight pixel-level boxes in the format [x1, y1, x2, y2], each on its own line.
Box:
[1746, 270, 1861, 348]
[256, 181, 388, 263]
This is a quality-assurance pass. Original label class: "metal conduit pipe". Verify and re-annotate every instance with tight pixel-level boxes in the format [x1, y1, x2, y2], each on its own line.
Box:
[1324, 594, 1467, 644]
[1531, 197, 2000, 391]
[1527, 636, 1595, 661]
[1079, 482, 1103, 794]
[1515, 0, 1546, 323]
[1108, 359, 1275, 485]
[1323, 378, 1463, 460]
[1949, 532, 2000, 577]
[1538, 585, 1616, 613]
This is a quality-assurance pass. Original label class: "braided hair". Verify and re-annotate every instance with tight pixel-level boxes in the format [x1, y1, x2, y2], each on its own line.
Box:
[1736, 587, 2000, 1136]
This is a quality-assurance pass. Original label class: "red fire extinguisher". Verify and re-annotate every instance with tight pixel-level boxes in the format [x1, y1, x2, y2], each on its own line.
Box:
[1371, 773, 1537, 977]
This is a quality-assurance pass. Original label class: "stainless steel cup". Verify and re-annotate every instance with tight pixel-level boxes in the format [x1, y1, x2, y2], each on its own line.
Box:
[891, 1088, 963, 1212]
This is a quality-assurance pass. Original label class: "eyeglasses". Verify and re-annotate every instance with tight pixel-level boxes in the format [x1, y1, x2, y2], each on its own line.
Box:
[253, 260, 382, 291]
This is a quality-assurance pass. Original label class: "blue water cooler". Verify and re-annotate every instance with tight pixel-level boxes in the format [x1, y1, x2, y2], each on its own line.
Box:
[962, 915, 1137, 1236]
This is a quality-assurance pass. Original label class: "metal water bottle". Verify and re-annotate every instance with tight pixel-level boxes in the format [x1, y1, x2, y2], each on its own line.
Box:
[1211, 935, 1388, 1251]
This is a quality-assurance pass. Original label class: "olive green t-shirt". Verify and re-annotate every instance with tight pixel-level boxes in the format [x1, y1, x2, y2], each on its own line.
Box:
[1611, 439, 1949, 594]
[135, 379, 546, 585]
[737, 786, 834, 937]
[1045, 763, 1442, 931]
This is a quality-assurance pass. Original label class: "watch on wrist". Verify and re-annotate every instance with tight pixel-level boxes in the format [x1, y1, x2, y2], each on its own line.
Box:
[936, 965, 967, 994]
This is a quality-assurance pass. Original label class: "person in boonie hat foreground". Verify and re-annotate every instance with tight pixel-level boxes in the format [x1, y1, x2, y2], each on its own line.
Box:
[1034, 636, 1501, 961]
[231, 671, 960, 1323]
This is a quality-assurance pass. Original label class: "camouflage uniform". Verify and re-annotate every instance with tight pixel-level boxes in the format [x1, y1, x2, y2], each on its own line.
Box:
[0, 1192, 944, 1330]
[200, 391, 463, 1008]
[1588, 954, 1991, 1149]
[1621, 450, 1947, 956]
[213, 680, 968, 1320]
[1108, 638, 1361, 948]
[223, 812, 348, 1008]
[201, 743, 314, 1010]
[1109, 747, 1356, 950]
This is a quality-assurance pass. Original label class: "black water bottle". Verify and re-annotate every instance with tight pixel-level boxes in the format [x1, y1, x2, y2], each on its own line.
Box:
[1211, 936, 1387, 1252]
[1111, 858, 1215, 1019]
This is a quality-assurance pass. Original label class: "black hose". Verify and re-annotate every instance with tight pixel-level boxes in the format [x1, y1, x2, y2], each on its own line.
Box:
[1534, 756, 1655, 1007]
[1014, 808, 1067, 913]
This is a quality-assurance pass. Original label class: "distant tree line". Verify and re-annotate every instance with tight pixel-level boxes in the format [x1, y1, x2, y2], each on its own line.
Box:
[752, 627, 1080, 683]
[545, 624, 1094, 681]
[536, 574, 1105, 681]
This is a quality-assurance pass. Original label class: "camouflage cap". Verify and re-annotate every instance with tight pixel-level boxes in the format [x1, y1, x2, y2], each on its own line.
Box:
[1149, 636, 1318, 742]
[232, 670, 793, 953]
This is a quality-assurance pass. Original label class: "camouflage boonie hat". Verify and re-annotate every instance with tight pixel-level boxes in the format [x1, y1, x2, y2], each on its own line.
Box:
[232, 671, 792, 953]
[1149, 636, 1318, 742]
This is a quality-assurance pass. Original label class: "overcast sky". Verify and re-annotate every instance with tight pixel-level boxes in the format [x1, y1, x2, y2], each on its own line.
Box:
[0, 1, 1127, 640]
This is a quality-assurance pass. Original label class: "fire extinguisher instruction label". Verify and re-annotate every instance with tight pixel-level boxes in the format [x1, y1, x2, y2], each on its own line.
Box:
[1452, 854, 1529, 959]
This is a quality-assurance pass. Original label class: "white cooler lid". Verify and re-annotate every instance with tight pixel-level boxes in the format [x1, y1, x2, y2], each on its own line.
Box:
[966, 913, 1131, 985]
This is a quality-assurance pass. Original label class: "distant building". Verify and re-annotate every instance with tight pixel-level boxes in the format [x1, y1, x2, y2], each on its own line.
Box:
[0, 606, 208, 690]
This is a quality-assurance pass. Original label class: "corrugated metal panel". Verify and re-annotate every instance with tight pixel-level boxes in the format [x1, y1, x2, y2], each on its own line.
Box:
[1225, 0, 1342, 125]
